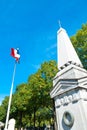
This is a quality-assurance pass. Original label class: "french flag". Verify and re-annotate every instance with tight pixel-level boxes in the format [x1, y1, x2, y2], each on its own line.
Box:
[11, 48, 20, 61]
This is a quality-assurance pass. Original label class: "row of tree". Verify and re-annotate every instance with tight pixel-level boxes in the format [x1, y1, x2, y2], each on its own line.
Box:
[0, 23, 87, 129]
[0, 60, 58, 129]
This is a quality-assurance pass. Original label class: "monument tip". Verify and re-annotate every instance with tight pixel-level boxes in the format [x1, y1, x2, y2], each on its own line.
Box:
[58, 20, 62, 29]
[57, 27, 83, 69]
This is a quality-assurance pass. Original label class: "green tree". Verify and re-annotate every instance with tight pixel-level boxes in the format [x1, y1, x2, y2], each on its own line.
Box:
[12, 83, 31, 129]
[27, 60, 58, 128]
[71, 23, 87, 69]
[28, 72, 46, 128]
[0, 60, 58, 129]
[0, 96, 9, 122]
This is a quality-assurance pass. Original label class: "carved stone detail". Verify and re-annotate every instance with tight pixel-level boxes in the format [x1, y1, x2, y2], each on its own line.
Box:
[55, 91, 87, 108]
[73, 93, 80, 102]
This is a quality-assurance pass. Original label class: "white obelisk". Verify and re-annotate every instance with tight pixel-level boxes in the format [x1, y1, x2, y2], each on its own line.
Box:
[50, 27, 87, 130]
[57, 27, 83, 69]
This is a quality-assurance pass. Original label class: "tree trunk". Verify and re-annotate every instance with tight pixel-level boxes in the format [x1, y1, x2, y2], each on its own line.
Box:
[33, 107, 36, 129]
[53, 99, 58, 130]
[19, 111, 23, 130]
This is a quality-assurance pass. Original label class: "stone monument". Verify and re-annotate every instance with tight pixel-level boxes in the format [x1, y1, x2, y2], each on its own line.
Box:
[0, 121, 4, 130]
[50, 27, 87, 130]
[7, 118, 15, 130]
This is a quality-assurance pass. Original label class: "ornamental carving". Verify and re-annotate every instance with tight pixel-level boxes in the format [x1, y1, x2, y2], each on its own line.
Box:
[55, 90, 87, 108]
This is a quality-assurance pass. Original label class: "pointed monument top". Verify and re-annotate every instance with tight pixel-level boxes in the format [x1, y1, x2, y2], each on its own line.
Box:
[57, 27, 83, 69]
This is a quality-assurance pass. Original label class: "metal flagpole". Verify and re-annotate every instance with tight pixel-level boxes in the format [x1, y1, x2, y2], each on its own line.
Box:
[4, 61, 17, 130]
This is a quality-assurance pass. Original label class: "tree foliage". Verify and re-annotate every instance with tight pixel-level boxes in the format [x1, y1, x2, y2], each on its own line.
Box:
[0, 96, 9, 122]
[71, 23, 87, 69]
[0, 60, 58, 129]
[27, 60, 58, 127]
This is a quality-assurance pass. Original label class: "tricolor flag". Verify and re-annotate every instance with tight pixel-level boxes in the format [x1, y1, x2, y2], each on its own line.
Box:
[11, 48, 20, 61]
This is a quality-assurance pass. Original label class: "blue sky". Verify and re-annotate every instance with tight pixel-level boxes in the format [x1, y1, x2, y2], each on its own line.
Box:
[0, 0, 87, 104]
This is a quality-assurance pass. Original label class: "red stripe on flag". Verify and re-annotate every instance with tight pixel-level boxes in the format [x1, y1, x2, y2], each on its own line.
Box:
[11, 48, 15, 57]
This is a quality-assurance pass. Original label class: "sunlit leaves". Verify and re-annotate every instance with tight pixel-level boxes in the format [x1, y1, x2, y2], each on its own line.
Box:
[71, 23, 87, 69]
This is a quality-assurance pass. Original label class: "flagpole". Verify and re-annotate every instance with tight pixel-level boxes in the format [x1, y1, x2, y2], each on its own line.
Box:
[4, 61, 17, 130]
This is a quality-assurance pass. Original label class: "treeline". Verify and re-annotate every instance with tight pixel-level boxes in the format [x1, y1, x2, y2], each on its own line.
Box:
[0, 60, 58, 130]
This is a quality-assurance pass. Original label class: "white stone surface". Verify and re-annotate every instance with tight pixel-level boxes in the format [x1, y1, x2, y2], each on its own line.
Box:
[50, 27, 87, 130]
[0, 121, 4, 127]
[8, 119, 15, 130]
[56, 97, 87, 130]
[57, 28, 83, 69]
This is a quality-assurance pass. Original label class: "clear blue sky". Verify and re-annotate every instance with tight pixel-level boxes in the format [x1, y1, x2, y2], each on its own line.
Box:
[0, 0, 87, 104]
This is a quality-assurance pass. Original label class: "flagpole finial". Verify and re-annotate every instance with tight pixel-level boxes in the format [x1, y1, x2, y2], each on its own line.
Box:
[58, 20, 62, 28]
